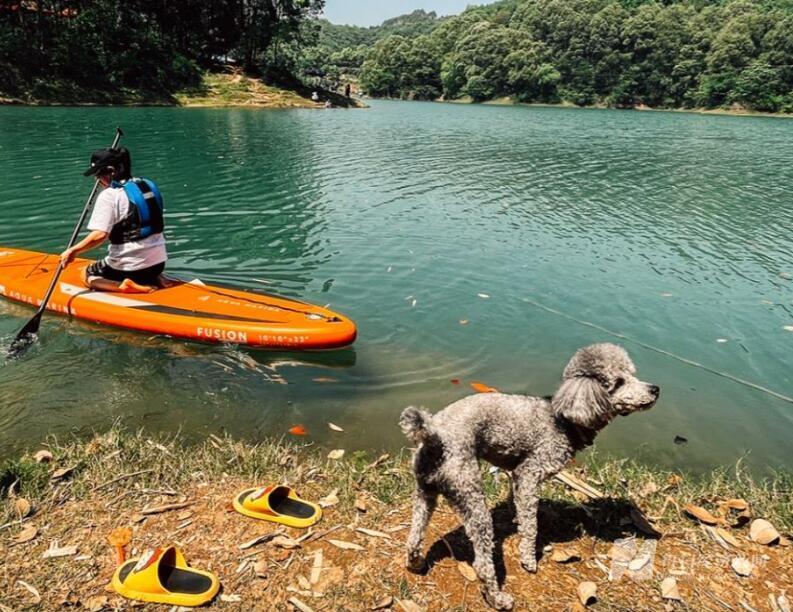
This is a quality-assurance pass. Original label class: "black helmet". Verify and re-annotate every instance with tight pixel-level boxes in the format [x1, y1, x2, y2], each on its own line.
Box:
[83, 147, 131, 180]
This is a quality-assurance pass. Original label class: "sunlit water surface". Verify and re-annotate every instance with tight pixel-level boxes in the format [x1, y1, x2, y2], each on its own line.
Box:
[0, 101, 791, 472]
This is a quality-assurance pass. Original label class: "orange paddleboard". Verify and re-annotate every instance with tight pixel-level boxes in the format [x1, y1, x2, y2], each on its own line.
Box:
[0, 248, 356, 350]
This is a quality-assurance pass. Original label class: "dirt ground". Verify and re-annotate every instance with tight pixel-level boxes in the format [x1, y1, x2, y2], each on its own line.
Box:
[1, 433, 791, 611]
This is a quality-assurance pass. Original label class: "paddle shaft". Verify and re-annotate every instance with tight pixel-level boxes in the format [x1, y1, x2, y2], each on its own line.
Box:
[9, 127, 124, 352]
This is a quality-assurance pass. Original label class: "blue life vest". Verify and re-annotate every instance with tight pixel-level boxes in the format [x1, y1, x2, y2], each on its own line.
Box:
[109, 178, 165, 245]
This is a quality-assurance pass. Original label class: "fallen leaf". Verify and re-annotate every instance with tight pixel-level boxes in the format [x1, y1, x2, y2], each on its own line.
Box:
[239, 531, 286, 550]
[684, 504, 720, 525]
[140, 502, 192, 515]
[328, 539, 364, 551]
[397, 600, 424, 612]
[638, 481, 659, 497]
[551, 548, 581, 563]
[577, 581, 597, 606]
[254, 559, 268, 578]
[721, 498, 749, 512]
[288, 596, 315, 612]
[13, 525, 38, 544]
[629, 554, 652, 572]
[608, 542, 634, 562]
[731, 557, 754, 577]
[297, 575, 311, 590]
[470, 382, 498, 394]
[310, 550, 323, 585]
[458, 561, 477, 582]
[289, 425, 308, 436]
[319, 489, 339, 508]
[716, 528, 742, 548]
[750, 519, 780, 545]
[450, 378, 460, 385]
[327, 449, 345, 460]
[271, 535, 301, 549]
[355, 497, 367, 512]
[33, 450, 53, 463]
[16, 580, 41, 604]
[356, 527, 390, 539]
[42, 541, 78, 558]
[660, 576, 681, 601]
[667, 474, 683, 488]
[371, 596, 394, 610]
[13, 497, 32, 519]
[50, 465, 76, 481]
[85, 595, 108, 611]
[328, 423, 344, 432]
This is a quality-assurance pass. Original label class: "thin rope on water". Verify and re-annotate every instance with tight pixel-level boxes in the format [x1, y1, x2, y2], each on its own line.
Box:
[521, 296, 793, 406]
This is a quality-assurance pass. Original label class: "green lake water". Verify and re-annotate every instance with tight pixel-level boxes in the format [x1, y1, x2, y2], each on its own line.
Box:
[0, 101, 791, 472]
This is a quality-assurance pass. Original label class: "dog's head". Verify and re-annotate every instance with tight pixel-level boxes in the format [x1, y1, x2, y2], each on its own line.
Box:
[551, 343, 659, 430]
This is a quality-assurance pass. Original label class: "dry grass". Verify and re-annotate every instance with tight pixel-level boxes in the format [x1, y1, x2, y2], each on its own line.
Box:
[1, 428, 791, 611]
[175, 73, 320, 109]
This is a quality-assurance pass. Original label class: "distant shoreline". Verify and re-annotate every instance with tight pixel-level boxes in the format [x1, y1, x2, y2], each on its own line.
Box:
[446, 95, 793, 119]
[0, 73, 365, 110]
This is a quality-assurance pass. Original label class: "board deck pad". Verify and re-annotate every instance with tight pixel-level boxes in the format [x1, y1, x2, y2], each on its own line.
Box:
[0, 248, 356, 350]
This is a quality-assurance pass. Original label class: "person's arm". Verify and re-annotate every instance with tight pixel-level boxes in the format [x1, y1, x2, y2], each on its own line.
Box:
[60, 230, 109, 267]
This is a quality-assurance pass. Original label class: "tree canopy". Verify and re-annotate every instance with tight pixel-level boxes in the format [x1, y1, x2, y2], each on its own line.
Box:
[310, 0, 793, 112]
[0, 0, 324, 102]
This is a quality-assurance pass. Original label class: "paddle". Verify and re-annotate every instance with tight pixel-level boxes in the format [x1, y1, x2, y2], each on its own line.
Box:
[8, 127, 124, 358]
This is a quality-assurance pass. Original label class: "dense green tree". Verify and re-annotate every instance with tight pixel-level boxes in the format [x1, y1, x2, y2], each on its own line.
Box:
[320, 0, 792, 112]
[0, 0, 325, 101]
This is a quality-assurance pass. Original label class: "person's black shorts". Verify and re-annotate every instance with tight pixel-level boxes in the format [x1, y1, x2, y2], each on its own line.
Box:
[85, 259, 165, 285]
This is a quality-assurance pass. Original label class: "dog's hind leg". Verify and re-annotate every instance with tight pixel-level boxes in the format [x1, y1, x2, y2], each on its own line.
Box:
[447, 479, 514, 610]
[406, 487, 437, 573]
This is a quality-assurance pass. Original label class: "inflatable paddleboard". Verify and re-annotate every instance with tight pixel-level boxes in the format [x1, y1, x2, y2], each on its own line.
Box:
[0, 248, 356, 350]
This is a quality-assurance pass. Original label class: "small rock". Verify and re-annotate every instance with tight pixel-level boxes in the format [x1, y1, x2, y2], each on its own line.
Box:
[731, 557, 754, 577]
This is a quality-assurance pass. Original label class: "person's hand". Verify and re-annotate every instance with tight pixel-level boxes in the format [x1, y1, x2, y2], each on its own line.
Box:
[60, 247, 76, 267]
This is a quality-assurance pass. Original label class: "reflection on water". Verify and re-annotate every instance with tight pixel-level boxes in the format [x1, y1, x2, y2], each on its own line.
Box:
[0, 102, 792, 472]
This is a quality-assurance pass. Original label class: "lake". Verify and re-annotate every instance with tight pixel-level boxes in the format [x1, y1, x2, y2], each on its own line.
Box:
[0, 101, 791, 472]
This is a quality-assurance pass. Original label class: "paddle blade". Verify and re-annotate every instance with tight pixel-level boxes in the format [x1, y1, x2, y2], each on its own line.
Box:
[7, 313, 42, 358]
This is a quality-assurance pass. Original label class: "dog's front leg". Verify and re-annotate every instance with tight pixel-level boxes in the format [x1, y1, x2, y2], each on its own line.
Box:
[406, 488, 437, 573]
[513, 464, 541, 573]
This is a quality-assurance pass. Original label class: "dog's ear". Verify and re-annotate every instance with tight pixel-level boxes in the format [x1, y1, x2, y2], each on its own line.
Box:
[552, 376, 612, 429]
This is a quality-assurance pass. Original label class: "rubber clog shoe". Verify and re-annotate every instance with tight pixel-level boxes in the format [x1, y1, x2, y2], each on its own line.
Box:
[111, 546, 219, 607]
[233, 485, 321, 528]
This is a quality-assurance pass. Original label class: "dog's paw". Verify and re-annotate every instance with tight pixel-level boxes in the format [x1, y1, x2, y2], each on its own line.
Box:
[406, 553, 428, 574]
[484, 590, 514, 611]
[520, 557, 538, 573]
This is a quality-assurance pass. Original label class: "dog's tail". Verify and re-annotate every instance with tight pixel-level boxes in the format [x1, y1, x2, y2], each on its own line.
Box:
[399, 406, 435, 444]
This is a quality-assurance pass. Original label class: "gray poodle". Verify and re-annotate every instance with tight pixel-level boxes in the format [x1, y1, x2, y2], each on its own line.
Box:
[400, 343, 659, 610]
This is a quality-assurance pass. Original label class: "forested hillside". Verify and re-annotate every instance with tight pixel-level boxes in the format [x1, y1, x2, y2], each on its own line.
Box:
[306, 0, 793, 113]
[0, 0, 323, 103]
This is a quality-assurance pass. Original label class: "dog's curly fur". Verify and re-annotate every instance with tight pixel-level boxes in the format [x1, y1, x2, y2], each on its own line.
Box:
[400, 343, 660, 610]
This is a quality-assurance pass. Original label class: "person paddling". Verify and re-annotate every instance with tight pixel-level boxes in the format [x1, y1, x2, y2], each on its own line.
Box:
[60, 147, 173, 293]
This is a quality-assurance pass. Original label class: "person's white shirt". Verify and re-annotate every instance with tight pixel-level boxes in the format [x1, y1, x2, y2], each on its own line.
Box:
[87, 184, 167, 271]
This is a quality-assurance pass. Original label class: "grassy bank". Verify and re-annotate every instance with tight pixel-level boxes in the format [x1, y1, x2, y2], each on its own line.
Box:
[1, 73, 364, 110]
[1, 428, 791, 610]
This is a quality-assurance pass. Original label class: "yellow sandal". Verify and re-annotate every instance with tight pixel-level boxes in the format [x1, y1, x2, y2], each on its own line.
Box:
[233, 485, 321, 528]
[111, 546, 219, 607]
